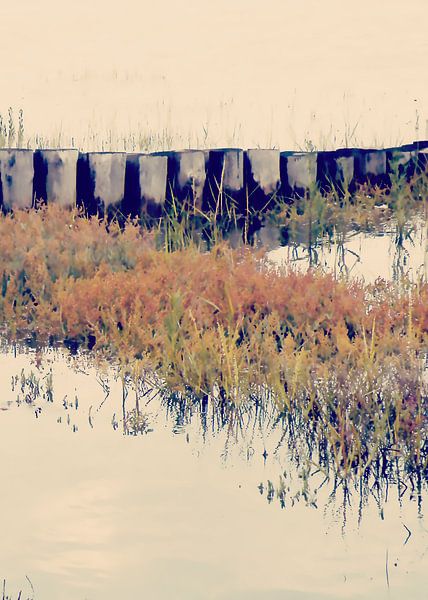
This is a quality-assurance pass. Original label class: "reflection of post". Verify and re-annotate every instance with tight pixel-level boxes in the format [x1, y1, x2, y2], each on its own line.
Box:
[0, 149, 34, 210]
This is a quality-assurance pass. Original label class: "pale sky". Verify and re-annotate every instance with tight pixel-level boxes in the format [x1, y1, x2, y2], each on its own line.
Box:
[0, 0, 427, 149]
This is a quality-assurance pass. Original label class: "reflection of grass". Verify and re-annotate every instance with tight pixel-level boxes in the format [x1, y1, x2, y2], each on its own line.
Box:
[0, 204, 427, 488]
[163, 388, 428, 515]
[269, 167, 427, 252]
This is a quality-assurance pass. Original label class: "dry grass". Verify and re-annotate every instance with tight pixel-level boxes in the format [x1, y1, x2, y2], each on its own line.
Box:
[0, 205, 427, 482]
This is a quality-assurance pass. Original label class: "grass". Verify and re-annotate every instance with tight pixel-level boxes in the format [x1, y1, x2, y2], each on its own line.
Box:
[0, 106, 238, 153]
[138, 162, 428, 258]
[0, 197, 427, 485]
[1, 579, 33, 600]
[0, 134, 427, 492]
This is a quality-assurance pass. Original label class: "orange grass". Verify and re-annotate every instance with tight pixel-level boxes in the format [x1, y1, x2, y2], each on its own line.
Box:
[0, 205, 427, 478]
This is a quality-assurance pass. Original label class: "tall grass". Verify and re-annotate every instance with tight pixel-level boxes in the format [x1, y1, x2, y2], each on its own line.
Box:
[0, 205, 427, 484]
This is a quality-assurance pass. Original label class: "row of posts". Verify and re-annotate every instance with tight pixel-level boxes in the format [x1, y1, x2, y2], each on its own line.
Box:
[0, 142, 427, 216]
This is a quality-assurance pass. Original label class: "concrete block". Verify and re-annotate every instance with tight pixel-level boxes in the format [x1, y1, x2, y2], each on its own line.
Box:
[361, 150, 387, 177]
[207, 148, 244, 212]
[280, 151, 318, 198]
[359, 149, 388, 187]
[335, 148, 387, 187]
[34, 149, 78, 208]
[245, 149, 280, 211]
[167, 150, 206, 211]
[140, 154, 168, 217]
[317, 151, 354, 194]
[123, 153, 168, 218]
[0, 149, 34, 210]
[78, 152, 126, 216]
[335, 155, 354, 188]
[385, 145, 418, 179]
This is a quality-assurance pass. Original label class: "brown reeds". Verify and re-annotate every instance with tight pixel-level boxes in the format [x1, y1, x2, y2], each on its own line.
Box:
[0, 204, 427, 480]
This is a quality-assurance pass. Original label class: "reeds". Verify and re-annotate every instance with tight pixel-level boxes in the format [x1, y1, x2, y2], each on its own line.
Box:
[0, 203, 427, 484]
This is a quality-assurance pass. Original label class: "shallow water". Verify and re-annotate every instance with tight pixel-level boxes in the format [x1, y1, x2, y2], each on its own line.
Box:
[0, 347, 427, 600]
[264, 217, 427, 283]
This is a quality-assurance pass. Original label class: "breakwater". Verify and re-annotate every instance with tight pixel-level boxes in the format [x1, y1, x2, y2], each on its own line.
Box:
[0, 143, 427, 216]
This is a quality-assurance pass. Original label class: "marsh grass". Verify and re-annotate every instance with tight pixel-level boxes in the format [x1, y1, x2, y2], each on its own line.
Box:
[0, 158, 426, 491]
[140, 162, 428, 258]
[7, 347, 428, 515]
[266, 166, 427, 253]
[162, 385, 428, 516]
[0, 201, 427, 489]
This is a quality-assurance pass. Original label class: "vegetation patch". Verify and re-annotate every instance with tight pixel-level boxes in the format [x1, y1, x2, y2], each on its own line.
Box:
[0, 205, 427, 486]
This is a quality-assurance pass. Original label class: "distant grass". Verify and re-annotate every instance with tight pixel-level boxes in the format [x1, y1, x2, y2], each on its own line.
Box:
[0, 106, 224, 153]
[1, 578, 33, 600]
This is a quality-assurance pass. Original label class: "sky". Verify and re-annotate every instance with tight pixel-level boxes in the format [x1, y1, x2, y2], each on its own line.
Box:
[0, 0, 427, 149]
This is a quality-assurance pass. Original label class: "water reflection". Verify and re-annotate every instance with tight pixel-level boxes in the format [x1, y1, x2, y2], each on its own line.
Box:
[4, 344, 428, 511]
[265, 213, 427, 284]
[0, 345, 428, 599]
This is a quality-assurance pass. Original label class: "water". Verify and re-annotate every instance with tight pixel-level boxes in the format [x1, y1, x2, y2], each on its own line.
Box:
[1, 0, 427, 149]
[0, 338, 427, 600]
[264, 216, 427, 283]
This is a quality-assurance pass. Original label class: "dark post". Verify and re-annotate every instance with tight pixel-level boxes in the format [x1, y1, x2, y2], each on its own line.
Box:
[317, 151, 354, 195]
[386, 144, 418, 179]
[280, 151, 318, 199]
[244, 149, 280, 212]
[34, 149, 79, 208]
[167, 150, 206, 212]
[140, 154, 168, 217]
[206, 148, 244, 214]
[336, 148, 387, 187]
[79, 152, 126, 216]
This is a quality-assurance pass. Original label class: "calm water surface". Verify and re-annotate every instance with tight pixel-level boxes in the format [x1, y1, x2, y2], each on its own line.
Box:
[0, 348, 427, 600]
[1, 0, 427, 149]
[265, 217, 427, 283]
